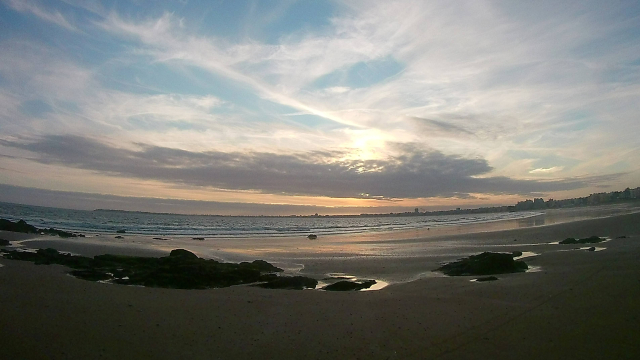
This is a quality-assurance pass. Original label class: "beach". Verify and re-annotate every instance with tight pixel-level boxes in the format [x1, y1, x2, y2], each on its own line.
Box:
[1, 212, 640, 359]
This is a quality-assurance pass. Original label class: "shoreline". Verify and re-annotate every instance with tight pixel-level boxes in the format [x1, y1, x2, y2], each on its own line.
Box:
[1, 212, 639, 358]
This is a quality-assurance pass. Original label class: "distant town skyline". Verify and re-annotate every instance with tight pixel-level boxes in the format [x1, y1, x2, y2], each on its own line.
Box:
[1, 1, 639, 215]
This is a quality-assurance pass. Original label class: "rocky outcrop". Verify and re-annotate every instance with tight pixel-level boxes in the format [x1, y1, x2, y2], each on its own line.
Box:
[0, 219, 81, 238]
[324, 280, 377, 291]
[435, 252, 528, 276]
[0, 247, 291, 290]
[559, 236, 604, 244]
[0, 219, 38, 233]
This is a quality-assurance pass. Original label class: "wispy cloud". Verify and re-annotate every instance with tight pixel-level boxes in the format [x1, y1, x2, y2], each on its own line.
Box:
[3, 0, 77, 31]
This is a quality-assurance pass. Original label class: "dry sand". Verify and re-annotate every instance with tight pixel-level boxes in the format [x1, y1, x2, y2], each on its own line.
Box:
[1, 212, 640, 359]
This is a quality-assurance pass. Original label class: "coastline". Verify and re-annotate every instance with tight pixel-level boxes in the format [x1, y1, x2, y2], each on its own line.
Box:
[1, 212, 640, 359]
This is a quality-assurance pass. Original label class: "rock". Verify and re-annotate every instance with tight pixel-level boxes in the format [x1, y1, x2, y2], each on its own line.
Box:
[435, 252, 528, 276]
[324, 280, 377, 291]
[241, 259, 283, 273]
[0, 219, 38, 233]
[116, 229, 126, 233]
[256, 276, 318, 290]
[42, 228, 77, 238]
[70, 269, 112, 281]
[616, 235, 627, 239]
[0, 239, 11, 246]
[2, 247, 290, 290]
[307, 234, 318, 240]
[475, 276, 499, 282]
[559, 236, 604, 245]
[114, 235, 124, 239]
[169, 249, 198, 259]
[586, 247, 596, 251]
[192, 237, 205, 241]
[0, 219, 79, 238]
[511, 251, 523, 257]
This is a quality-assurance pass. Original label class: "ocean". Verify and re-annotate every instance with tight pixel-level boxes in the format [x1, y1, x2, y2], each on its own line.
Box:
[0, 201, 543, 238]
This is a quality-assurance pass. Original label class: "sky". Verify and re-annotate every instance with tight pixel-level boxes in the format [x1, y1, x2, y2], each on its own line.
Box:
[0, 0, 639, 215]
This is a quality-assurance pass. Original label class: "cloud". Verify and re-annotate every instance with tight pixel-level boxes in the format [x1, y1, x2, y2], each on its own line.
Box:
[529, 166, 564, 174]
[410, 117, 475, 136]
[3, 0, 77, 31]
[1, 135, 621, 199]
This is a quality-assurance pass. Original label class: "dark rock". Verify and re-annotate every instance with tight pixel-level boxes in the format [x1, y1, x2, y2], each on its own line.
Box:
[192, 237, 205, 241]
[2, 247, 289, 290]
[256, 276, 318, 290]
[616, 235, 627, 239]
[42, 228, 77, 238]
[153, 237, 169, 241]
[114, 235, 124, 239]
[0, 239, 10, 246]
[324, 280, 377, 291]
[475, 276, 499, 282]
[116, 229, 126, 233]
[169, 249, 198, 259]
[586, 247, 596, 252]
[241, 259, 283, 273]
[307, 234, 318, 240]
[70, 269, 112, 281]
[559, 236, 604, 245]
[0, 219, 38, 233]
[435, 252, 528, 276]
[511, 251, 523, 257]
[0, 219, 79, 238]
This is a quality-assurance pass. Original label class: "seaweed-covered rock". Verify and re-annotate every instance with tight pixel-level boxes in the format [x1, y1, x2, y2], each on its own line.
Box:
[307, 234, 318, 240]
[192, 237, 205, 241]
[256, 276, 318, 290]
[0, 239, 10, 246]
[435, 252, 528, 276]
[324, 280, 377, 291]
[475, 276, 499, 282]
[559, 236, 604, 245]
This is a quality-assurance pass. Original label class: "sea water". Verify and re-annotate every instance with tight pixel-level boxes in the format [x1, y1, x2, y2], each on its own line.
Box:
[0, 201, 542, 238]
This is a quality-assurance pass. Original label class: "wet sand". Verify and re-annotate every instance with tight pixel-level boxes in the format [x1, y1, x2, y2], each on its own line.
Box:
[1, 212, 640, 359]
